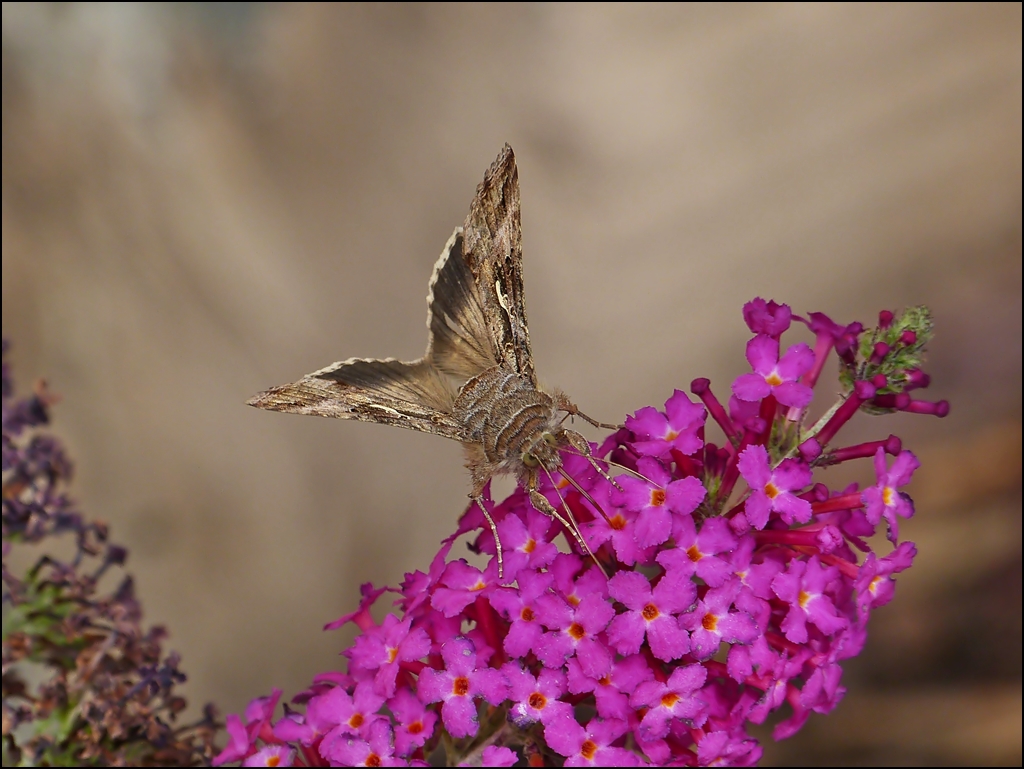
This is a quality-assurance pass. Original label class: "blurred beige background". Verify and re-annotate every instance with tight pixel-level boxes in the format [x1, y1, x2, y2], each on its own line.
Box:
[2, 3, 1020, 764]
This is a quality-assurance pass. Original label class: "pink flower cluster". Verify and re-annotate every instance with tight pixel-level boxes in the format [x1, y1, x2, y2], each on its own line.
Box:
[216, 300, 945, 767]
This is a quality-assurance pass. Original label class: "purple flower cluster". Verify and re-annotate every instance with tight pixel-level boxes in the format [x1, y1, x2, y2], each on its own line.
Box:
[2, 341, 219, 766]
[216, 301, 945, 767]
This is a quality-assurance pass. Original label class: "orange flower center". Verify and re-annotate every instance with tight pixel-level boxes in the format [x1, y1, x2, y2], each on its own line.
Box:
[349, 713, 364, 728]
[471, 580, 486, 592]
[453, 677, 470, 696]
[650, 488, 667, 507]
[610, 514, 627, 531]
[702, 612, 718, 632]
[661, 692, 680, 708]
[408, 721, 423, 735]
[882, 486, 895, 506]
[765, 371, 783, 386]
[366, 754, 381, 767]
[267, 757, 281, 768]
[387, 647, 398, 664]
[521, 606, 535, 622]
[687, 544, 702, 562]
[765, 481, 780, 499]
[528, 692, 547, 709]
[567, 594, 581, 607]
[598, 674, 612, 687]
[642, 603, 660, 621]
[798, 590, 811, 610]
[666, 429, 680, 441]
[581, 740, 598, 760]
[569, 622, 586, 641]
[524, 538, 536, 554]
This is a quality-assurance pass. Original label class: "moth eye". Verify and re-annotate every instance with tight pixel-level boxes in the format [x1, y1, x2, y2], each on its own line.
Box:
[522, 452, 540, 468]
[542, 432, 559, 448]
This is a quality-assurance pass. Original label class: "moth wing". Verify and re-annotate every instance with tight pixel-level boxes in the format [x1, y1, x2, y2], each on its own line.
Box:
[461, 144, 536, 385]
[247, 358, 466, 440]
[425, 227, 500, 380]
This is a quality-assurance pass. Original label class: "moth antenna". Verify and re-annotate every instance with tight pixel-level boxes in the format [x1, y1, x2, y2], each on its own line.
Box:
[553, 393, 622, 431]
[558, 467, 612, 525]
[580, 413, 623, 431]
[473, 496, 504, 582]
[539, 468, 609, 579]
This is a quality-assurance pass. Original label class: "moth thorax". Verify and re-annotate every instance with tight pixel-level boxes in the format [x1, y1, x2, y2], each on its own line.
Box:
[453, 367, 563, 468]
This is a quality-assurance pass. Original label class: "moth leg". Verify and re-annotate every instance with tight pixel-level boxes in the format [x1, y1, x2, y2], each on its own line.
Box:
[471, 495, 504, 582]
[561, 428, 624, 492]
[465, 445, 506, 581]
[554, 392, 622, 431]
[527, 473, 608, 578]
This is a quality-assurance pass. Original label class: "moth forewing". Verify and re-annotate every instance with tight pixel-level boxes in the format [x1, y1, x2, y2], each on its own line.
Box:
[249, 144, 613, 578]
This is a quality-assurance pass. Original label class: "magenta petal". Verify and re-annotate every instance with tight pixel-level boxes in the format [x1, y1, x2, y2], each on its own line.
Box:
[690, 627, 721, 660]
[431, 587, 479, 618]
[737, 445, 771, 488]
[772, 381, 814, 408]
[616, 476, 659, 512]
[471, 668, 510, 704]
[212, 714, 251, 766]
[479, 746, 518, 767]
[889, 450, 921, 486]
[773, 493, 813, 525]
[745, 334, 780, 374]
[608, 570, 652, 611]
[577, 594, 615, 634]
[732, 372, 771, 402]
[545, 713, 586, 757]
[695, 556, 732, 588]
[576, 636, 614, 679]
[504, 619, 543, 658]
[772, 459, 813, 492]
[744, 490, 771, 529]
[780, 604, 809, 644]
[416, 669, 449, 706]
[635, 506, 672, 548]
[718, 612, 758, 644]
[665, 476, 706, 515]
[626, 406, 670, 440]
[607, 612, 646, 655]
[646, 616, 690, 661]
[665, 390, 705, 430]
[652, 574, 697, 615]
[441, 696, 479, 739]
[775, 342, 815, 380]
[638, 706, 673, 741]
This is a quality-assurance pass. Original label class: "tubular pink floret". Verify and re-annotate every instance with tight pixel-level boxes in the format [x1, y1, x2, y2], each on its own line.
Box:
[799, 438, 822, 462]
[690, 378, 738, 440]
[904, 369, 931, 390]
[827, 434, 902, 464]
[870, 392, 911, 410]
[901, 399, 950, 417]
[815, 380, 875, 447]
[811, 491, 864, 514]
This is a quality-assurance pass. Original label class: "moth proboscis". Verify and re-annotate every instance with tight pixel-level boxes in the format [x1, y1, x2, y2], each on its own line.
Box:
[248, 145, 620, 578]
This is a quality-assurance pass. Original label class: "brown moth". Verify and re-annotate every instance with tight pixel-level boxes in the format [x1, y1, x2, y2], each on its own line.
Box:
[248, 145, 617, 576]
